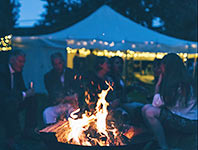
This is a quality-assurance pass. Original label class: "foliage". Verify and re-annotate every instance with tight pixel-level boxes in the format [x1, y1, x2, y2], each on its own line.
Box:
[107, 0, 197, 41]
[0, 0, 20, 36]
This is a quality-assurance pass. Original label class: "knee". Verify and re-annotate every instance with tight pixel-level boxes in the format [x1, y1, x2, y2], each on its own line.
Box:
[43, 107, 53, 118]
[141, 104, 152, 114]
[142, 105, 158, 119]
[43, 107, 56, 124]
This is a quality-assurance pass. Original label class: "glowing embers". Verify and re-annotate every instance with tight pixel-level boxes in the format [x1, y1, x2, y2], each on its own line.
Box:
[40, 82, 134, 146]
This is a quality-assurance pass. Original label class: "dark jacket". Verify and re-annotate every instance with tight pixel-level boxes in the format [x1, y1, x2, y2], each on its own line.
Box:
[0, 64, 26, 107]
[44, 67, 75, 104]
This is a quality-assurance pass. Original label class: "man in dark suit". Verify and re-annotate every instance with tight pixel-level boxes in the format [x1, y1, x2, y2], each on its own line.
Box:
[0, 50, 37, 150]
[43, 52, 78, 124]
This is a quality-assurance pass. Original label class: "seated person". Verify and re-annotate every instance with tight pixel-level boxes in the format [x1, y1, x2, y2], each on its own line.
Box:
[0, 49, 37, 149]
[142, 53, 197, 150]
[43, 52, 78, 125]
[43, 90, 78, 124]
[109, 56, 144, 125]
[109, 56, 126, 104]
[87, 56, 116, 111]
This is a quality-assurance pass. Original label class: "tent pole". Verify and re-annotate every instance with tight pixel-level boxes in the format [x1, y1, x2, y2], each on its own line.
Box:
[124, 50, 128, 90]
[193, 56, 197, 78]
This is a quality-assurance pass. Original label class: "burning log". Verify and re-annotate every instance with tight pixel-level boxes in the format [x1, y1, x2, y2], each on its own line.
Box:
[40, 82, 135, 147]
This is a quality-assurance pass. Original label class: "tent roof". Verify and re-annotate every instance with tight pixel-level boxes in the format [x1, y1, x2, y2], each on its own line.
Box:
[42, 5, 197, 47]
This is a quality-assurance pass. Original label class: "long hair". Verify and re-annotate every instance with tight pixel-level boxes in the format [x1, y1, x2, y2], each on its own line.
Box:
[110, 56, 124, 75]
[160, 53, 192, 106]
[94, 56, 109, 72]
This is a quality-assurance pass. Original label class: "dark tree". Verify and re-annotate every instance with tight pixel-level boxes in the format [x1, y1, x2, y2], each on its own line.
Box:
[151, 0, 197, 41]
[36, 0, 103, 33]
[38, 0, 68, 27]
[108, 0, 197, 41]
[0, 0, 20, 37]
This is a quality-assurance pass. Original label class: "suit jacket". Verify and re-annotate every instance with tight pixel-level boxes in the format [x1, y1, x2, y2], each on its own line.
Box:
[44, 67, 75, 104]
[0, 64, 26, 107]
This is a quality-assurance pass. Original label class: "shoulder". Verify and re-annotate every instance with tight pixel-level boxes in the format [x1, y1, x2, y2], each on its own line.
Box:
[0, 64, 9, 75]
[44, 69, 54, 79]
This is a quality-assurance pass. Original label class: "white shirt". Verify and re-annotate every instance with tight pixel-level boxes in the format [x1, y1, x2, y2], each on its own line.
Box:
[60, 69, 65, 87]
[9, 64, 15, 89]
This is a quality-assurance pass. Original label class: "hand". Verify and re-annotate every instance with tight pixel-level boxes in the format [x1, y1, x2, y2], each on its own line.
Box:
[25, 88, 35, 98]
[152, 93, 164, 107]
[156, 73, 163, 86]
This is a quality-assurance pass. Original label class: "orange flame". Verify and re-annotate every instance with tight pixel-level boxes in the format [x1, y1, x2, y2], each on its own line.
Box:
[40, 82, 134, 146]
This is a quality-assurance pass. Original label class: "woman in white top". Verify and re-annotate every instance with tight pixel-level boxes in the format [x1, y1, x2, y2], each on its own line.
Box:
[141, 53, 197, 150]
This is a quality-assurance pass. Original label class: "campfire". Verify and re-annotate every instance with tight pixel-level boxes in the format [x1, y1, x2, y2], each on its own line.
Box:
[40, 82, 135, 146]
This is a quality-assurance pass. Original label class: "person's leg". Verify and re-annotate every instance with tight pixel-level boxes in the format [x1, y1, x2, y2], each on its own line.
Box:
[122, 102, 144, 125]
[43, 103, 74, 125]
[18, 96, 38, 136]
[2, 103, 21, 149]
[43, 106, 58, 125]
[142, 104, 168, 149]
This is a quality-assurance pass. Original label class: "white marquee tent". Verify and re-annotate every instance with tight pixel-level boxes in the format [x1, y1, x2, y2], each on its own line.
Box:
[40, 5, 197, 53]
[12, 5, 197, 93]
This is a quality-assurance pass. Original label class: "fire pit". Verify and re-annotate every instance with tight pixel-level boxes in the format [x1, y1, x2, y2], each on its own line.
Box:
[39, 130, 147, 150]
[39, 82, 151, 150]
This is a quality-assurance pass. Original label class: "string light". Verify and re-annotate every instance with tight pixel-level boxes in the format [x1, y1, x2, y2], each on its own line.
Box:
[66, 46, 198, 61]
[109, 42, 114, 47]
[131, 44, 136, 48]
[0, 34, 12, 51]
[191, 44, 197, 49]
[185, 45, 189, 49]
[104, 41, 108, 45]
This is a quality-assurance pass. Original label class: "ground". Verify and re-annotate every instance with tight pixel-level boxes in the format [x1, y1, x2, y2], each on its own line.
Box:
[0, 94, 48, 150]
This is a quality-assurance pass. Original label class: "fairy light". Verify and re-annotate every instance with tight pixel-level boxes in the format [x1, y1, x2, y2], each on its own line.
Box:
[77, 42, 81, 46]
[99, 41, 103, 44]
[109, 42, 115, 47]
[131, 44, 136, 48]
[65, 42, 198, 66]
[104, 41, 108, 45]
[185, 45, 189, 49]
[0, 34, 12, 51]
[191, 44, 197, 49]
[82, 41, 87, 46]
[67, 40, 75, 45]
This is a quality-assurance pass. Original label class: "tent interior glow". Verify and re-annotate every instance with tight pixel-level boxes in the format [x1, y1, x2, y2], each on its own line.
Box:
[66, 46, 197, 69]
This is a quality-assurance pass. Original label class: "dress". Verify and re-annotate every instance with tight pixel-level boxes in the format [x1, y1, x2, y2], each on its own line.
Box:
[152, 87, 197, 132]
